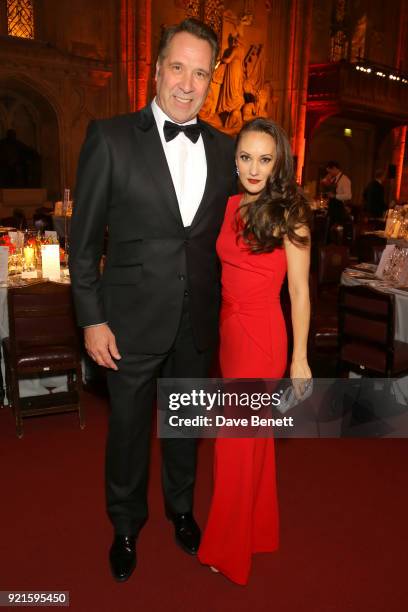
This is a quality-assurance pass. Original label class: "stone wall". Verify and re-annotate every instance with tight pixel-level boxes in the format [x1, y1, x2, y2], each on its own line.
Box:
[0, 0, 117, 199]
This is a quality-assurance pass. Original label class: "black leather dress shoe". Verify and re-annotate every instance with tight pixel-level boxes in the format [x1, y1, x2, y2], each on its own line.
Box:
[168, 512, 201, 555]
[109, 535, 137, 582]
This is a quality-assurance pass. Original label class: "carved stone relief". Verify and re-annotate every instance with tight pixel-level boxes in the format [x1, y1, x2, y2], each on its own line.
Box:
[199, 8, 269, 133]
[329, 0, 350, 62]
[179, 0, 224, 35]
[181, 0, 200, 18]
[350, 13, 367, 61]
[204, 0, 224, 36]
[369, 28, 385, 64]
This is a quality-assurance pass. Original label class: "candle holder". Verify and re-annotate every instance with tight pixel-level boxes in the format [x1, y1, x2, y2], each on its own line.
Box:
[8, 248, 23, 275]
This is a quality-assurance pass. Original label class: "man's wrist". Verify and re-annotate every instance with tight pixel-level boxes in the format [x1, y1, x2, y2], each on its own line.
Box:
[83, 322, 108, 328]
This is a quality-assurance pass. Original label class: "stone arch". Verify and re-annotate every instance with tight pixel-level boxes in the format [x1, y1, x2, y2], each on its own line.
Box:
[305, 114, 376, 204]
[0, 74, 63, 199]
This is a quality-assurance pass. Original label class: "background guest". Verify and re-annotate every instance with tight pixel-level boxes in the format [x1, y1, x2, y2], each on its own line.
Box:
[363, 169, 386, 218]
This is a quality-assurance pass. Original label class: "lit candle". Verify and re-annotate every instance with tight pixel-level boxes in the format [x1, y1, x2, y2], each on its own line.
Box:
[23, 246, 35, 270]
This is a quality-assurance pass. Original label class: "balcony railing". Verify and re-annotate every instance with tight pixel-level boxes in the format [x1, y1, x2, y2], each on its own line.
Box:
[308, 61, 408, 122]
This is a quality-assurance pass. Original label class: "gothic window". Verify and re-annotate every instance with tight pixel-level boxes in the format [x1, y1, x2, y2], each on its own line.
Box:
[7, 0, 34, 39]
[204, 0, 224, 37]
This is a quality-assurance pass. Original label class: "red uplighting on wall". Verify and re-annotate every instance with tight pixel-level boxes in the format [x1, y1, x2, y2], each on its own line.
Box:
[136, 0, 152, 110]
[120, 0, 151, 111]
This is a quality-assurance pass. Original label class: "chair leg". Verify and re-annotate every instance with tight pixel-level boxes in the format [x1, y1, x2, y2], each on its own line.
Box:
[4, 359, 12, 409]
[79, 406, 85, 430]
[67, 371, 74, 393]
[336, 359, 348, 378]
[16, 415, 23, 438]
[10, 370, 23, 438]
[0, 359, 4, 409]
[76, 366, 85, 430]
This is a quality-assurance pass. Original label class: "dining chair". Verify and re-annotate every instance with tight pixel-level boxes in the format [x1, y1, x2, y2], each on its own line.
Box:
[316, 244, 350, 291]
[2, 281, 84, 437]
[337, 285, 408, 377]
[311, 211, 330, 245]
[309, 244, 350, 353]
[356, 234, 386, 264]
[372, 243, 385, 265]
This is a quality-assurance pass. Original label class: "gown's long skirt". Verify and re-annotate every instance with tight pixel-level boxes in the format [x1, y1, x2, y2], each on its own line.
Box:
[197, 195, 287, 585]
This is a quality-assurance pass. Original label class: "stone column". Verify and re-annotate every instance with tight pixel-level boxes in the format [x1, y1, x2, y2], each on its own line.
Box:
[119, 0, 151, 112]
[293, 0, 313, 183]
[136, 0, 152, 110]
[284, 0, 313, 183]
[392, 125, 407, 202]
[265, 0, 292, 127]
[393, 2, 408, 201]
[118, 0, 136, 112]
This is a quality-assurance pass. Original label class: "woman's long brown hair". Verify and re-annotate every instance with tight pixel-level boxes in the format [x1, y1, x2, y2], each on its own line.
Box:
[235, 117, 312, 254]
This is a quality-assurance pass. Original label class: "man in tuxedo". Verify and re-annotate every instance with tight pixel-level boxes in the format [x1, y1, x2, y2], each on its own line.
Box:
[363, 169, 386, 218]
[323, 160, 352, 226]
[69, 18, 235, 582]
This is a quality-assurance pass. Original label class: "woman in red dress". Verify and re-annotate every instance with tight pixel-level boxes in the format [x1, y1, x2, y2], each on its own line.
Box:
[197, 117, 312, 585]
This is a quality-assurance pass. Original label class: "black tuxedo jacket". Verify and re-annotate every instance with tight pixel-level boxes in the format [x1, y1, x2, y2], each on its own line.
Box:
[69, 105, 236, 354]
[363, 180, 386, 218]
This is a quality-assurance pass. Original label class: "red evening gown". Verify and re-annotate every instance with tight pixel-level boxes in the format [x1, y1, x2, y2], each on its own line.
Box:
[197, 194, 288, 585]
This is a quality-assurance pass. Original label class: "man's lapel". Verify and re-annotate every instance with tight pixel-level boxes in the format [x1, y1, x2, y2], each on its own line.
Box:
[132, 105, 183, 226]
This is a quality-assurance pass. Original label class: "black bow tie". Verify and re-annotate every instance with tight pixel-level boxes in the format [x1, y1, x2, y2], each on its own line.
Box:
[163, 120, 203, 143]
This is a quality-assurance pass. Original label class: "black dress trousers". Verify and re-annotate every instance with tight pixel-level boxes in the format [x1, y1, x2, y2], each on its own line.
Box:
[105, 295, 213, 536]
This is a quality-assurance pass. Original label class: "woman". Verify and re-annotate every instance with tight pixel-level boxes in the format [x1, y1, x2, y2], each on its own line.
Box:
[197, 117, 312, 585]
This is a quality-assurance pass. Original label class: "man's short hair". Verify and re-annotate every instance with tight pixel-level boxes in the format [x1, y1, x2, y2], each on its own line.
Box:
[326, 160, 341, 170]
[158, 18, 219, 72]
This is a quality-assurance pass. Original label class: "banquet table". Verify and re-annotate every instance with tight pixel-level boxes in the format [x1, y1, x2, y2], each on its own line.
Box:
[341, 263, 408, 406]
[341, 264, 408, 343]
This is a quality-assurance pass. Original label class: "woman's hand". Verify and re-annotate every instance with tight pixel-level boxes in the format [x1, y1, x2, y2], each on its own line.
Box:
[290, 357, 312, 399]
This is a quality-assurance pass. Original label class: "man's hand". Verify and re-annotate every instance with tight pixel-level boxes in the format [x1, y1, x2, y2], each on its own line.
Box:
[84, 323, 121, 370]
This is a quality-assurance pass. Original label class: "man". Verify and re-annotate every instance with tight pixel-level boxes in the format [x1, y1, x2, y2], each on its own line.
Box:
[363, 169, 386, 218]
[69, 19, 235, 582]
[323, 160, 352, 229]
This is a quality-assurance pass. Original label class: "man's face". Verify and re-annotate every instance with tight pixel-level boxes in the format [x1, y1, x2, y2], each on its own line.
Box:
[326, 166, 339, 178]
[155, 32, 212, 124]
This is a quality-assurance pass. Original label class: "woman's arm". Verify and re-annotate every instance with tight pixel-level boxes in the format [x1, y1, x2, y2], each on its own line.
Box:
[284, 225, 312, 384]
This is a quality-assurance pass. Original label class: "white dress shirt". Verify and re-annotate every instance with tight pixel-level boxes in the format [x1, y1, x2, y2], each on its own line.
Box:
[151, 98, 207, 227]
[335, 172, 352, 202]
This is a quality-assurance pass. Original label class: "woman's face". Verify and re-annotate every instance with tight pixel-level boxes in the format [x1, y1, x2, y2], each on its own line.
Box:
[236, 131, 277, 200]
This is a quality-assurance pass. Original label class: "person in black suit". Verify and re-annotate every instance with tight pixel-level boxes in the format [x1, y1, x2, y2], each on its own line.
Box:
[363, 169, 387, 218]
[69, 19, 235, 582]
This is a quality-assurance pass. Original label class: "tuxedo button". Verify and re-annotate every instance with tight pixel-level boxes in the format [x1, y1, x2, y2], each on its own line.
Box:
[184, 290, 189, 297]
[178, 274, 185, 281]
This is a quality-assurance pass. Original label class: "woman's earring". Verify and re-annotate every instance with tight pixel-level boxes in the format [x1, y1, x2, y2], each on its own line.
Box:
[235, 166, 240, 176]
